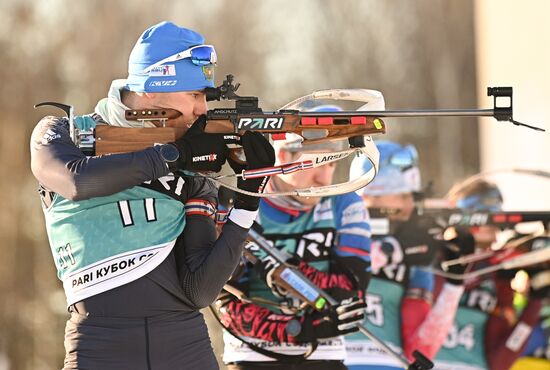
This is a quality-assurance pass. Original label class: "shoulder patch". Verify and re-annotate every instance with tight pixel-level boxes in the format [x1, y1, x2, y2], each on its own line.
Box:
[341, 201, 367, 225]
[313, 198, 333, 222]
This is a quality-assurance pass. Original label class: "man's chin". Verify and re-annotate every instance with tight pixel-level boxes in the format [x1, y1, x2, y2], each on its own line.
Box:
[167, 121, 191, 140]
[291, 195, 322, 207]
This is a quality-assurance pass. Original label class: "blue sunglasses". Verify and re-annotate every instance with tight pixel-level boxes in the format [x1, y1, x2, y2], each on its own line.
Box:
[142, 44, 217, 74]
[456, 188, 503, 212]
[383, 145, 418, 171]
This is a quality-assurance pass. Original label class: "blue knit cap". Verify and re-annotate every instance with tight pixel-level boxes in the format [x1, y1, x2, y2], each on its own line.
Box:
[455, 185, 503, 212]
[126, 21, 215, 92]
[350, 140, 421, 196]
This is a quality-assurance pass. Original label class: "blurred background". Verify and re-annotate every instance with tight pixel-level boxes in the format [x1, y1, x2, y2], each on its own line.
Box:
[0, 0, 548, 369]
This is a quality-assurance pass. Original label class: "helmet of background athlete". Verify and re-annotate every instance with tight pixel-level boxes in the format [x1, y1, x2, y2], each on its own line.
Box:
[350, 140, 421, 196]
[448, 179, 503, 251]
[449, 179, 503, 212]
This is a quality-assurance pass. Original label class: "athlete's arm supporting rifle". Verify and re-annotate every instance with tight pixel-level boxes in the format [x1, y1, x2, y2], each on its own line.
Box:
[245, 227, 434, 370]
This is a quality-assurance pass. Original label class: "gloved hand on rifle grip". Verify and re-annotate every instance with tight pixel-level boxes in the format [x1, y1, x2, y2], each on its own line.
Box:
[228, 131, 275, 211]
[168, 115, 229, 173]
[442, 226, 475, 285]
[255, 256, 301, 299]
[292, 297, 366, 343]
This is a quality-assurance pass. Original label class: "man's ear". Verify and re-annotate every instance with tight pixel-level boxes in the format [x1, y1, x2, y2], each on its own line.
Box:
[277, 148, 293, 165]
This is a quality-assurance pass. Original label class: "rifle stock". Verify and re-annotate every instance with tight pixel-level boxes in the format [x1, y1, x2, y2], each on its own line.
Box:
[94, 116, 386, 155]
[95, 126, 184, 154]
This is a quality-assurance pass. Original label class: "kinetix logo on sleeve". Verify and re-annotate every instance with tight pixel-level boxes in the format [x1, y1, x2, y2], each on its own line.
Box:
[193, 153, 218, 162]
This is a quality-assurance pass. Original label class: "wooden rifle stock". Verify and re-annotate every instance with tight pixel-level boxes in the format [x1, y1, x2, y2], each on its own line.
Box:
[94, 119, 230, 155]
[94, 111, 386, 155]
[95, 126, 183, 155]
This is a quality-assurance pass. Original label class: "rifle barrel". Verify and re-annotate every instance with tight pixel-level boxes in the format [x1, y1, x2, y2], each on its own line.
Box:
[300, 109, 495, 118]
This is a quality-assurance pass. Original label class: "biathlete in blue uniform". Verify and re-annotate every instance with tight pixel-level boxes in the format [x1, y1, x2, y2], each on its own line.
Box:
[216, 106, 371, 370]
[30, 21, 274, 370]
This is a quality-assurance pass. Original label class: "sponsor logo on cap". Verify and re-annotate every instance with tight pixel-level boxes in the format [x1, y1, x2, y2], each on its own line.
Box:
[202, 65, 214, 81]
[147, 64, 176, 77]
[149, 80, 177, 87]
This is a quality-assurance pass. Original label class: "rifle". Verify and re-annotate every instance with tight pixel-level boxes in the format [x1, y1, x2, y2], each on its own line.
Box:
[35, 76, 543, 198]
[57, 75, 389, 156]
[120, 82, 544, 153]
[237, 227, 434, 370]
[439, 233, 550, 278]
[36, 75, 543, 157]
[423, 209, 550, 229]
[372, 207, 550, 280]
[367, 207, 550, 280]
[369, 207, 550, 235]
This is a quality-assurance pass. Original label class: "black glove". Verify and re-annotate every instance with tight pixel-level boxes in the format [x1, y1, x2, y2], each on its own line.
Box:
[392, 214, 442, 266]
[170, 115, 228, 172]
[228, 131, 275, 211]
[442, 227, 476, 285]
[293, 297, 366, 343]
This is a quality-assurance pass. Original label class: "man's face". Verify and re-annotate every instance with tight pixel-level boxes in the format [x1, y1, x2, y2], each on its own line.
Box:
[146, 90, 207, 131]
[447, 197, 500, 251]
[470, 225, 499, 250]
[274, 150, 336, 207]
[362, 193, 415, 221]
